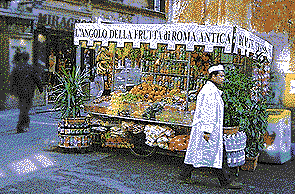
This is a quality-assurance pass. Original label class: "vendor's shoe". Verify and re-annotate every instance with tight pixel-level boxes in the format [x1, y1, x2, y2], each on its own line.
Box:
[23, 123, 30, 129]
[221, 181, 243, 190]
[16, 129, 26, 133]
[16, 126, 27, 133]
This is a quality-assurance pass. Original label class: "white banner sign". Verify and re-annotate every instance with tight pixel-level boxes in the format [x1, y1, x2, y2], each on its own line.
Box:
[74, 23, 273, 61]
[233, 27, 273, 62]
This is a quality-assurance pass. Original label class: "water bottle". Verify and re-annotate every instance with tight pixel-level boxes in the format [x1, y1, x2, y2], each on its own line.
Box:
[242, 132, 246, 147]
[232, 134, 237, 150]
[224, 135, 227, 149]
[236, 134, 239, 150]
[231, 152, 234, 166]
[232, 134, 236, 150]
[238, 150, 242, 159]
[228, 152, 232, 165]
[240, 150, 245, 165]
[237, 151, 241, 166]
[242, 133, 247, 146]
[231, 135, 235, 151]
[236, 133, 240, 150]
[228, 137, 232, 151]
[227, 135, 231, 151]
[232, 152, 236, 167]
[227, 135, 230, 151]
[234, 151, 237, 166]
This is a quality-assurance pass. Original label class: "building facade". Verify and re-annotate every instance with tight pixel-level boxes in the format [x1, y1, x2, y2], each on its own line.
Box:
[168, 0, 294, 108]
[0, 0, 37, 109]
[0, 0, 167, 108]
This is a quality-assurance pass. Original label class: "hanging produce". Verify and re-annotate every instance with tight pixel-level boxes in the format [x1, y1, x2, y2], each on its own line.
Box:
[144, 125, 175, 149]
[167, 135, 190, 151]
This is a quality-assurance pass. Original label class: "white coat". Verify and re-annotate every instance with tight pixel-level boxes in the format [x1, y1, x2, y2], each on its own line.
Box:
[184, 81, 224, 169]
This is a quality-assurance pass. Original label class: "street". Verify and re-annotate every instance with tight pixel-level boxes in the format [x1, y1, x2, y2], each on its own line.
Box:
[0, 106, 294, 194]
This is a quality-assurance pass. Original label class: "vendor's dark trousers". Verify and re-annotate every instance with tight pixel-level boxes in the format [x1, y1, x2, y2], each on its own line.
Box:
[180, 149, 237, 186]
[16, 97, 33, 131]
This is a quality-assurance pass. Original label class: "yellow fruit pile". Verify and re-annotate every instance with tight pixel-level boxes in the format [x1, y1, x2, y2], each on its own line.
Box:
[129, 82, 167, 103]
[106, 91, 127, 116]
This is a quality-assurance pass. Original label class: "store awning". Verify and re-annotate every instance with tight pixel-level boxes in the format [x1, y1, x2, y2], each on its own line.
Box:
[74, 23, 273, 62]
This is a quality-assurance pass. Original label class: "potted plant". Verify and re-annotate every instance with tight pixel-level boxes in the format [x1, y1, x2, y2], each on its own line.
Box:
[223, 62, 270, 171]
[239, 92, 269, 171]
[239, 64, 270, 171]
[223, 58, 270, 171]
[222, 65, 248, 133]
[53, 65, 93, 149]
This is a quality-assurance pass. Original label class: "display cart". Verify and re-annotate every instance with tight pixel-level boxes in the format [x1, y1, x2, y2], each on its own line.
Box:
[75, 23, 273, 161]
[90, 111, 191, 157]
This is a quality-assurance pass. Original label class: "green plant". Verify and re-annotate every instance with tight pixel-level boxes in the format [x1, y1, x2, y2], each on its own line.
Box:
[240, 68, 270, 158]
[241, 98, 269, 158]
[223, 62, 270, 158]
[53, 65, 89, 118]
[222, 66, 249, 127]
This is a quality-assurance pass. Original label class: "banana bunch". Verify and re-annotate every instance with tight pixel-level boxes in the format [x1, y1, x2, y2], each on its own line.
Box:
[96, 49, 113, 75]
[96, 61, 108, 75]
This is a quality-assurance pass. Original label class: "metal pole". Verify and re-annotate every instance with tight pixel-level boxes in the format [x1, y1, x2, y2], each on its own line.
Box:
[185, 53, 191, 111]
[111, 43, 117, 92]
[45, 85, 48, 106]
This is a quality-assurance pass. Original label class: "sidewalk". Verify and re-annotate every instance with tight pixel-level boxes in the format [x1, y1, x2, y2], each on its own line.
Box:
[0, 105, 294, 193]
[0, 105, 111, 189]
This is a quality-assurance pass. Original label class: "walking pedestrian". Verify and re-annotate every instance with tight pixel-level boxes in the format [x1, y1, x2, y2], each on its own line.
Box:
[10, 49, 44, 133]
[177, 64, 243, 189]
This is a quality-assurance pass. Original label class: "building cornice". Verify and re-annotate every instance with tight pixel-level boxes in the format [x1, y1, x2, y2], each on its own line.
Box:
[40, 1, 92, 18]
[0, 9, 37, 20]
[92, 1, 166, 20]
[52, 0, 88, 7]
[41, 5, 92, 18]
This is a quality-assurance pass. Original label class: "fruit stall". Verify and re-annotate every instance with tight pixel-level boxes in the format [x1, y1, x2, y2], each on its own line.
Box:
[75, 23, 273, 158]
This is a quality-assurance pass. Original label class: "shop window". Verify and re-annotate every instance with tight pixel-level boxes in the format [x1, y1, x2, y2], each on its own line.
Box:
[34, 27, 77, 86]
[7, 18, 33, 35]
[154, 0, 165, 13]
[8, 23, 32, 35]
[91, 0, 165, 13]
[0, 0, 11, 9]
[109, 0, 124, 3]
[54, 0, 89, 4]
[9, 38, 33, 73]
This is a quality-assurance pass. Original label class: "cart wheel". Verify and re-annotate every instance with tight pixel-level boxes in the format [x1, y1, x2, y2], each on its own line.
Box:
[235, 166, 240, 177]
[129, 144, 156, 158]
[128, 131, 156, 158]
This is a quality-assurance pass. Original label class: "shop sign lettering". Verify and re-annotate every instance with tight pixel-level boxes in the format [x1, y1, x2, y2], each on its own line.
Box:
[233, 27, 273, 62]
[76, 29, 232, 44]
[37, 13, 93, 31]
[74, 23, 273, 61]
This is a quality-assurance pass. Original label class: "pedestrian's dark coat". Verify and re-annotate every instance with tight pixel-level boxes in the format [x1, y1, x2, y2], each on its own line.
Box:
[10, 52, 43, 99]
[9, 51, 44, 132]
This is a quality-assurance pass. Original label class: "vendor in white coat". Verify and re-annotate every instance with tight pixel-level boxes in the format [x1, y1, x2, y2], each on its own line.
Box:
[178, 64, 242, 189]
